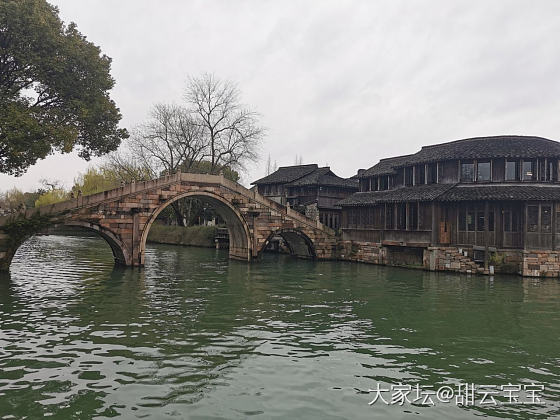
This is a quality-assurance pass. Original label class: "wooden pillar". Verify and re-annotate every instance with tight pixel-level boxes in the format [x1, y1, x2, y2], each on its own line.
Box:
[412, 166, 416, 186]
[497, 204, 504, 249]
[405, 203, 410, 230]
[474, 160, 478, 182]
[553, 202, 557, 251]
[384, 203, 388, 230]
[523, 203, 528, 250]
[431, 202, 438, 245]
[456, 204, 460, 244]
[484, 201, 489, 270]
[425, 164, 428, 184]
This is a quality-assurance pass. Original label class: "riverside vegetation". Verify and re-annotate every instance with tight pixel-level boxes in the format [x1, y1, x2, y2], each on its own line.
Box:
[146, 224, 220, 248]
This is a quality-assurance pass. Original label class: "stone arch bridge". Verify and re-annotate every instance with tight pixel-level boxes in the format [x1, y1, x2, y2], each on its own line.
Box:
[0, 173, 338, 271]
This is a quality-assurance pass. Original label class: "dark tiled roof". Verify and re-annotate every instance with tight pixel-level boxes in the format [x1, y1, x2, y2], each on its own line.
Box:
[252, 164, 318, 185]
[402, 135, 560, 166]
[286, 167, 331, 185]
[439, 184, 560, 202]
[317, 175, 359, 189]
[359, 154, 414, 178]
[359, 135, 560, 178]
[287, 167, 359, 189]
[337, 184, 456, 206]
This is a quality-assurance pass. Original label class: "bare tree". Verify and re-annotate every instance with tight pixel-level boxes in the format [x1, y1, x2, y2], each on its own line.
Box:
[39, 178, 64, 191]
[265, 154, 278, 175]
[113, 104, 207, 226]
[128, 103, 205, 177]
[108, 74, 264, 226]
[103, 153, 152, 183]
[185, 73, 264, 174]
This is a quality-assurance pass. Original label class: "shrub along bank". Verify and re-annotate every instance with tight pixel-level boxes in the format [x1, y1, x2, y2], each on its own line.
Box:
[146, 224, 220, 248]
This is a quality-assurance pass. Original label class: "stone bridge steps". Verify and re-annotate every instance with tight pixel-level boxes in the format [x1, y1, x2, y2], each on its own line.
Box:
[429, 246, 484, 274]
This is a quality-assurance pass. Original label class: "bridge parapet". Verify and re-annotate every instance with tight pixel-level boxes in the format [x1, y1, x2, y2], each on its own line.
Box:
[0, 173, 188, 226]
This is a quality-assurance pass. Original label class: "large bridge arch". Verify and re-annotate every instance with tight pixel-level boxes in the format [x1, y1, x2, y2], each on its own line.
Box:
[139, 190, 253, 264]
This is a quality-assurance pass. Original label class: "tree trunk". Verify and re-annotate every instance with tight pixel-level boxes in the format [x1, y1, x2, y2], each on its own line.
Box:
[171, 201, 186, 227]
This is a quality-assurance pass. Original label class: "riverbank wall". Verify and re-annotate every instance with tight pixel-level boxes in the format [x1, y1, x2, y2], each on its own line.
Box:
[336, 240, 560, 278]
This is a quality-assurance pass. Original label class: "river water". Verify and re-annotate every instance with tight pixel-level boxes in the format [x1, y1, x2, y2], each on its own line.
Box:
[0, 234, 559, 419]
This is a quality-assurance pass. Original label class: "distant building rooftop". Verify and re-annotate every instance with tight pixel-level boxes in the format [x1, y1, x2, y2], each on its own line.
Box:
[252, 164, 357, 189]
[252, 164, 318, 185]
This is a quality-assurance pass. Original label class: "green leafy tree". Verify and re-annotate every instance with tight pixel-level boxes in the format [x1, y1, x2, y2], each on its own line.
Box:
[0, 0, 128, 175]
[72, 162, 151, 196]
[72, 167, 120, 196]
[34, 189, 68, 207]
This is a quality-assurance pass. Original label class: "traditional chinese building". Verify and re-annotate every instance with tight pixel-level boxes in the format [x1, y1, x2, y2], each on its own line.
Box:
[252, 164, 358, 229]
[337, 135, 560, 277]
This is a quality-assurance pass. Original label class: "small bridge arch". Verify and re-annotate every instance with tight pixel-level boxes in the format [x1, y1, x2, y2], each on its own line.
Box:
[2, 221, 131, 270]
[259, 228, 317, 259]
[62, 221, 131, 265]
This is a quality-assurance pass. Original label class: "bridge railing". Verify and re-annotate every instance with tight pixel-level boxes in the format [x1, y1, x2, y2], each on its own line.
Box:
[0, 173, 186, 226]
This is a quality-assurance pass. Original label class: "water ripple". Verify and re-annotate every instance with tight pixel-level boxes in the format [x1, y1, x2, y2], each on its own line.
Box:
[0, 236, 558, 418]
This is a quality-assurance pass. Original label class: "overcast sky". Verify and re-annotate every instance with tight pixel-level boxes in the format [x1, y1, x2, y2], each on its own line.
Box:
[2, 0, 560, 191]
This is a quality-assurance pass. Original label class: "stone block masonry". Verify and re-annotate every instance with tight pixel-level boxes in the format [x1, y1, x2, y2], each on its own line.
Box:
[338, 240, 386, 265]
[424, 247, 485, 275]
[338, 240, 560, 278]
[338, 242, 483, 274]
[522, 250, 560, 277]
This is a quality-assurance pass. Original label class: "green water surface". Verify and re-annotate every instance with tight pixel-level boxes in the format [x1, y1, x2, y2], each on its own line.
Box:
[0, 235, 559, 419]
